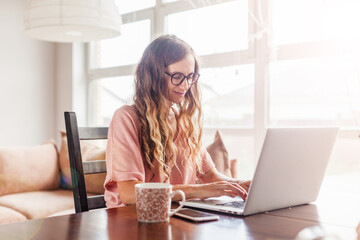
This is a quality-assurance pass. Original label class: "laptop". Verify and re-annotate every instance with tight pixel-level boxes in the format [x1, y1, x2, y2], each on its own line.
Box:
[182, 128, 339, 216]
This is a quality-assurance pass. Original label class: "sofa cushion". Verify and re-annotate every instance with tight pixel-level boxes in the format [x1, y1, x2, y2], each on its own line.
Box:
[59, 131, 106, 194]
[47, 208, 75, 217]
[0, 190, 74, 219]
[206, 130, 232, 177]
[0, 141, 59, 196]
[0, 206, 27, 224]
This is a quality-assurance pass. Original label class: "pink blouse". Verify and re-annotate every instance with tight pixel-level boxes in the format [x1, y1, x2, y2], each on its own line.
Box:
[104, 105, 215, 208]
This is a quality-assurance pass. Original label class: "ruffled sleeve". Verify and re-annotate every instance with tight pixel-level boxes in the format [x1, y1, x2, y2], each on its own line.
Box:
[197, 147, 216, 180]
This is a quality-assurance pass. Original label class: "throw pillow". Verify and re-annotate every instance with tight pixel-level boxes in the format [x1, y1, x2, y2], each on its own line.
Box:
[59, 131, 106, 194]
[206, 130, 232, 177]
[0, 141, 59, 196]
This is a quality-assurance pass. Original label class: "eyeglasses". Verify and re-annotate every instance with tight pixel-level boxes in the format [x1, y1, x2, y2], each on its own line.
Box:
[165, 72, 200, 86]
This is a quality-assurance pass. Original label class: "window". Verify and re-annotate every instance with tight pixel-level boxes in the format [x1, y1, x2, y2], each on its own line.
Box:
[88, 0, 255, 178]
[269, 54, 360, 127]
[201, 65, 254, 127]
[269, 0, 360, 175]
[90, 76, 135, 126]
[166, 1, 248, 55]
[88, 0, 253, 130]
[91, 20, 151, 68]
[86, 0, 360, 176]
[272, 0, 360, 45]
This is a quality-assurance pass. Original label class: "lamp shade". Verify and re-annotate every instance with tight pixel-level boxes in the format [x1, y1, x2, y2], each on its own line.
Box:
[24, 0, 122, 43]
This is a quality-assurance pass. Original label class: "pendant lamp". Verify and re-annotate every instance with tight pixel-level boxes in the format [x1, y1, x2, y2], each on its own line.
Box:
[24, 0, 122, 43]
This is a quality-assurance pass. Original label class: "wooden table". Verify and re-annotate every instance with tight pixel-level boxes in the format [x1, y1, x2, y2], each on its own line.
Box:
[1, 174, 359, 240]
[0, 202, 357, 240]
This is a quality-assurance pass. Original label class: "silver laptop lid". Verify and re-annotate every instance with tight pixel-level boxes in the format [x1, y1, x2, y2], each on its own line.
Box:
[243, 127, 339, 215]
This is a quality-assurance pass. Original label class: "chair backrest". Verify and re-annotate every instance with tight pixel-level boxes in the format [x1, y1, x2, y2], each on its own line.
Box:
[64, 111, 108, 213]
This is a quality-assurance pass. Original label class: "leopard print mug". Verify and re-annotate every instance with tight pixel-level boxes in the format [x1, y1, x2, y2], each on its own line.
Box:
[135, 183, 185, 223]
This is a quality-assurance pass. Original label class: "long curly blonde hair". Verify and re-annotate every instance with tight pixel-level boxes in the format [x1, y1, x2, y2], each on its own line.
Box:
[133, 35, 203, 182]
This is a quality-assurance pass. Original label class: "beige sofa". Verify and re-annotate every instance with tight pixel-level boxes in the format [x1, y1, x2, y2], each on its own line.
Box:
[0, 131, 106, 225]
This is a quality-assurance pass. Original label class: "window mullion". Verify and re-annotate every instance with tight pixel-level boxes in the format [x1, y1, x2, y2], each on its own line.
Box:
[276, 40, 360, 61]
[122, 8, 153, 23]
[88, 65, 137, 81]
[199, 50, 253, 68]
[254, 0, 270, 162]
[162, 0, 236, 15]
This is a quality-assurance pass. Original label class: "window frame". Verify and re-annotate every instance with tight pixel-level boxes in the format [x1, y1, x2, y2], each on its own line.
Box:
[85, 0, 360, 164]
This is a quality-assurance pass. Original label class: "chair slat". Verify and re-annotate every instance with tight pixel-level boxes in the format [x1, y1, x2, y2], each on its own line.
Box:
[79, 127, 108, 140]
[87, 195, 106, 210]
[83, 160, 107, 175]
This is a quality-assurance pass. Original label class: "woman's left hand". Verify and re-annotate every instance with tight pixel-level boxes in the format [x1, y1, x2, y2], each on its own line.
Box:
[203, 168, 251, 192]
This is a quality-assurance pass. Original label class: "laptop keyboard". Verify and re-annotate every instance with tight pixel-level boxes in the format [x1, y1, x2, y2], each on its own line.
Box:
[188, 197, 245, 209]
[216, 201, 245, 209]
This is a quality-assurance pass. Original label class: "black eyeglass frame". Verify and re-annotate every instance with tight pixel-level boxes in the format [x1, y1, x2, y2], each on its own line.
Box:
[165, 72, 200, 86]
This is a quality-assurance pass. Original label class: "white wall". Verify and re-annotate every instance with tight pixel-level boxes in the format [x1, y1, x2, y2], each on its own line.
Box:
[55, 43, 87, 145]
[0, 0, 56, 146]
[55, 43, 72, 142]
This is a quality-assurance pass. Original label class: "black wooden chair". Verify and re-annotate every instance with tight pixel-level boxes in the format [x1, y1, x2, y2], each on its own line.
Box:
[64, 111, 108, 213]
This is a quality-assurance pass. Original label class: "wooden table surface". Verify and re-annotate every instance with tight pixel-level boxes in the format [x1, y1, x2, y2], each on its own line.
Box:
[0, 203, 357, 240]
[0, 173, 359, 240]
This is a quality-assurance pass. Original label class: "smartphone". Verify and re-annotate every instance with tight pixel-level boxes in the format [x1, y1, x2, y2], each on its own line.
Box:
[174, 208, 219, 222]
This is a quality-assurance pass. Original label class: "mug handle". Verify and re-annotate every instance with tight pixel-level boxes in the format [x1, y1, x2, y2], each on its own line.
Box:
[169, 190, 185, 216]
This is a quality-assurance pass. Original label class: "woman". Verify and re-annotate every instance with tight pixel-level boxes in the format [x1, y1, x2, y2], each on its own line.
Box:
[104, 35, 250, 208]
